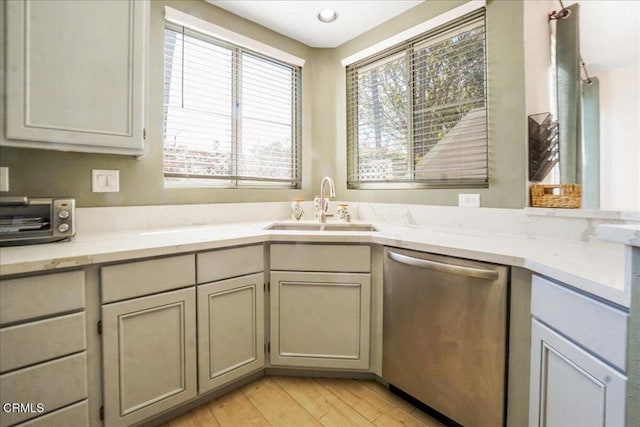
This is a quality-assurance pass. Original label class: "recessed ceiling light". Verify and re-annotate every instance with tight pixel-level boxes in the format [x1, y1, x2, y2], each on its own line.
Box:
[317, 8, 338, 23]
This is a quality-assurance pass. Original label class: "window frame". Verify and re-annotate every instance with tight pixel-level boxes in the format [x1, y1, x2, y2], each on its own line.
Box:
[163, 22, 303, 189]
[346, 10, 488, 190]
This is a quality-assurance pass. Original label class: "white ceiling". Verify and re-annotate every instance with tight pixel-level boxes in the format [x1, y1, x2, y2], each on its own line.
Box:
[206, 1, 638, 73]
[206, 1, 425, 48]
[566, 0, 639, 74]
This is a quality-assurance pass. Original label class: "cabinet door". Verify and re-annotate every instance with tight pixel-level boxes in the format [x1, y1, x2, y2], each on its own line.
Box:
[270, 271, 370, 369]
[529, 319, 626, 427]
[102, 288, 196, 427]
[4, 0, 147, 155]
[198, 273, 265, 393]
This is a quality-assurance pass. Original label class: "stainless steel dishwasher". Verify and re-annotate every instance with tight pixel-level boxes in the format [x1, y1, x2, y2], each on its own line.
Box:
[383, 247, 509, 427]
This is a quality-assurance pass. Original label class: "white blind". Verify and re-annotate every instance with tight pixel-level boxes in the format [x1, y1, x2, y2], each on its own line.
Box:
[346, 11, 487, 188]
[163, 22, 301, 187]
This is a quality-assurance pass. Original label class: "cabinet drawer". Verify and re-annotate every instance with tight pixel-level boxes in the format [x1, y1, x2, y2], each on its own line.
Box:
[0, 352, 87, 427]
[270, 244, 370, 272]
[531, 275, 628, 371]
[101, 254, 195, 303]
[197, 245, 264, 283]
[15, 400, 89, 427]
[0, 271, 85, 326]
[0, 312, 86, 373]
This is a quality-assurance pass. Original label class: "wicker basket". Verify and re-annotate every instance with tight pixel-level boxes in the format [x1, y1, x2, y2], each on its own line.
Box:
[531, 184, 582, 208]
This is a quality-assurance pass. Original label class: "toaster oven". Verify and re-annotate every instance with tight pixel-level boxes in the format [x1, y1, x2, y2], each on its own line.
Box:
[0, 197, 75, 246]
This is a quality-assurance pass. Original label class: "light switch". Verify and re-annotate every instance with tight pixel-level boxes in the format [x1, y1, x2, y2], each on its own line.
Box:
[92, 169, 119, 192]
[0, 167, 8, 192]
[458, 193, 480, 207]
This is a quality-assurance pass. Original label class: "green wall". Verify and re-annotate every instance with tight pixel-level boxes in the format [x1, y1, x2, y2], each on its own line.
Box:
[0, 0, 526, 208]
[330, 0, 527, 208]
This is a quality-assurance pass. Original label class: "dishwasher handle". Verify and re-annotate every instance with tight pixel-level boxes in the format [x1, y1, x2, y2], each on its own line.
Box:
[387, 251, 499, 281]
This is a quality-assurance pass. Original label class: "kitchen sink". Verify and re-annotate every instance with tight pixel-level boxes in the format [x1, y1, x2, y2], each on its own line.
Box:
[265, 223, 378, 232]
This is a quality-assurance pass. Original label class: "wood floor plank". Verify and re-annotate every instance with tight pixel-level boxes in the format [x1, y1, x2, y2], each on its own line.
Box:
[348, 380, 430, 426]
[206, 388, 270, 426]
[319, 378, 389, 422]
[273, 376, 374, 427]
[167, 404, 220, 427]
[361, 380, 417, 413]
[351, 380, 437, 426]
[360, 380, 444, 427]
[164, 376, 444, 427]
[320, 378, 433, 426]
[242, 376, 322, 427]
[271, 376, 330, 419]
[372, 409, 434, 427]
[408, 408, 446, 427]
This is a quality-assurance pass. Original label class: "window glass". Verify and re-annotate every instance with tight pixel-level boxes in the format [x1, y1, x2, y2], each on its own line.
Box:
[347, 11, 487, 188]
[164, 24, 301, 188]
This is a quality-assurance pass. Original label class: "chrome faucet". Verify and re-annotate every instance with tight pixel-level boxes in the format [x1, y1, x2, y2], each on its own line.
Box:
[319, 176, 336, 223]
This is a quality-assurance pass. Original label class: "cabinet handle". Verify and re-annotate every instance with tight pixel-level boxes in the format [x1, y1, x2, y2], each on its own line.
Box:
[0, 196, 29, 206]
[387, 251, 499, 280]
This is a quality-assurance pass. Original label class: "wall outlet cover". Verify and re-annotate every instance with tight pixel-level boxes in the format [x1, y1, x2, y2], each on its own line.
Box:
[92, 169, 120, 192]
[0, 167, 8, 192]
[458, 193, 480, 207]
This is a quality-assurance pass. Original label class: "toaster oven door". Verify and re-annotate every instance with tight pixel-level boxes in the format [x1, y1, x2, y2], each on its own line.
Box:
[0, 198, 67, 245]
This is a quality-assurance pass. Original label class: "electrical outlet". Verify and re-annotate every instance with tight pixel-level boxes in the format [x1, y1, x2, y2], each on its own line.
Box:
[458, 193, 480, 207]
[92, 169, 120, 192]
[0, 167, 8, 192]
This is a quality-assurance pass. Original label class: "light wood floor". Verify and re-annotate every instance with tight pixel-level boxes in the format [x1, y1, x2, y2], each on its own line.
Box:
[162, 376, 444, 427]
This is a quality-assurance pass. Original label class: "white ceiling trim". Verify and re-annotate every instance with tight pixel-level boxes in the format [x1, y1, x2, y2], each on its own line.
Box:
[165, 6, 305, 67]
[341, 0, 486, 67]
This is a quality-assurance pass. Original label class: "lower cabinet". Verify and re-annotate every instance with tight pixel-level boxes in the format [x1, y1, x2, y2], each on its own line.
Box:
[197, 273, 265, 393]
[101, 287, 197, 427]
[529, 275, 628, 427]
[99, 247, 265, 426]
[0, 270, 88, 427]
[270, 271, 371, 369]
[529, 320, 626, 427]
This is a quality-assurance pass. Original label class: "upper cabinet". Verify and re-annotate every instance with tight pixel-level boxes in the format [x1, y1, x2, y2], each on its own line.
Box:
[3, 0, 148, 155]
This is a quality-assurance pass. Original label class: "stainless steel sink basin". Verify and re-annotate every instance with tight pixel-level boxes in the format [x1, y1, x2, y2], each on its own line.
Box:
[322, 224, 378, 232]
[265, 223, 378, 232]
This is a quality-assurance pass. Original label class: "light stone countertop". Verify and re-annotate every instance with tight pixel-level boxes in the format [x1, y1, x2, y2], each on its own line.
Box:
[596, 224, 640, 247]
[0, 220, 629, 307]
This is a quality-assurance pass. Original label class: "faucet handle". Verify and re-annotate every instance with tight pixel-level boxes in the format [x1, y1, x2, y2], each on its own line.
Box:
[313, 196, 329, 217]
